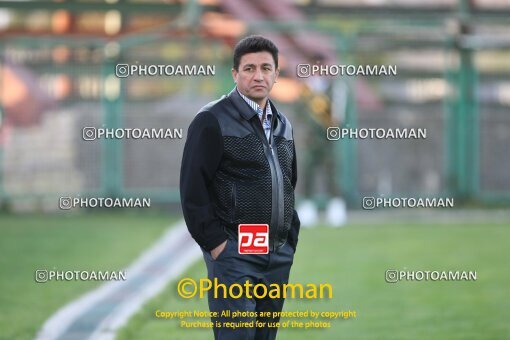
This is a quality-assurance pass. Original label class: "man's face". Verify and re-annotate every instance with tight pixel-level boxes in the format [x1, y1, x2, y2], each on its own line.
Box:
[232, 51, 279, 106]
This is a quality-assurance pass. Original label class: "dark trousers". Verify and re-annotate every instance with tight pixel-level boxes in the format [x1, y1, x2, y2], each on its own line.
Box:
[201, 234, 295, 340]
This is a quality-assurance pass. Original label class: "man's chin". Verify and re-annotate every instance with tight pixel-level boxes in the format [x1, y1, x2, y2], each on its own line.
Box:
[247, 90, 268, 100]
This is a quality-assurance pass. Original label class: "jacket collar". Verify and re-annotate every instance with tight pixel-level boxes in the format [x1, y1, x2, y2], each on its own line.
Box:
[227, 87, 283, 123]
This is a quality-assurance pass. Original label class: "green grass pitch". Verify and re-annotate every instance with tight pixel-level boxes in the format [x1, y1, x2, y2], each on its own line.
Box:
[1, 213, 509, 339]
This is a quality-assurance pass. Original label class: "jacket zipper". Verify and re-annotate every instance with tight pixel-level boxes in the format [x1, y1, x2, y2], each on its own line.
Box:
[268, 132, 285, 252]
[269, 143, 279, 251]
[251, 112, 281, 252]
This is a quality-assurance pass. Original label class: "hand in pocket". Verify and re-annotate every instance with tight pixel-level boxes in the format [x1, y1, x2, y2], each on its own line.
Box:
[210, 239, 228, 260]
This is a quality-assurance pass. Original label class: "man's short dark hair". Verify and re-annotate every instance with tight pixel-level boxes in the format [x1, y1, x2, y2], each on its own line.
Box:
[233, 35, 279, 71]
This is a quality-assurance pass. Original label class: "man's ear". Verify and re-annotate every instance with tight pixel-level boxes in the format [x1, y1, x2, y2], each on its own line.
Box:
[274, 68, 280, 83]
[231, 68, 238, 83]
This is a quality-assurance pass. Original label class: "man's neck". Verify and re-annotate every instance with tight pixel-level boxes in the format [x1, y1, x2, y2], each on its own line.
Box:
[256, 98, 268, 110]
[236, 87, 268, 110]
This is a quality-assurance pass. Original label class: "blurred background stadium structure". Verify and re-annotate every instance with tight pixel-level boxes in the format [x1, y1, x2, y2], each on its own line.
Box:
[1, 0, 510, 212]
[2, 2, 510, 340]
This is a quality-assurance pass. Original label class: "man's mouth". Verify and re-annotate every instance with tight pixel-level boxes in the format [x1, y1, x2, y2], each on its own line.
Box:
[252, 85, 266, 90]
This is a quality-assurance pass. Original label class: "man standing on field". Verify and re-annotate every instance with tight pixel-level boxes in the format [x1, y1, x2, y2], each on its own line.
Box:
[180, 35, 301, 340]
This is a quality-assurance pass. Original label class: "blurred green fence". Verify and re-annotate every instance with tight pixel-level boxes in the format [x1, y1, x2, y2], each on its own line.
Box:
[1, 1, 510, 211]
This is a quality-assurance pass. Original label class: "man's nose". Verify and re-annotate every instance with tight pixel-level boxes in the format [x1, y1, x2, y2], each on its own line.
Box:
[254, 68, 263, 81]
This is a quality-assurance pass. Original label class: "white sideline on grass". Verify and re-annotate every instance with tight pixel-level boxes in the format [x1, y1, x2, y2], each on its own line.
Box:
[35, 220, 202, 340]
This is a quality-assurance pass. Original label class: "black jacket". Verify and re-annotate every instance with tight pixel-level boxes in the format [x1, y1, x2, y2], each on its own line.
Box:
[180, 88, 300, 253]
